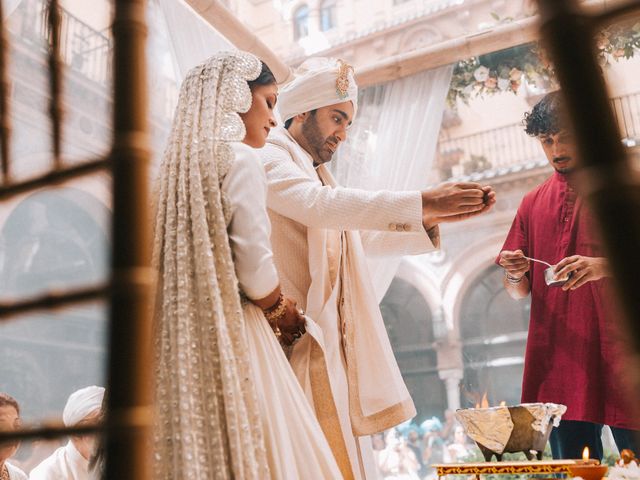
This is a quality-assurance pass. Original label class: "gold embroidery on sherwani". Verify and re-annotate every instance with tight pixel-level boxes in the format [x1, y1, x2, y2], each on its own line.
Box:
[309, 337, 355, 480]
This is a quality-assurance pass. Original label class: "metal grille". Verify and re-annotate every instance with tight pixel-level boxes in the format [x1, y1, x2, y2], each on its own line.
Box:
[0, 0, 153, 478]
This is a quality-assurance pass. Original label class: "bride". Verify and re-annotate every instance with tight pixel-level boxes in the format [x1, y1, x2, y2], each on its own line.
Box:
[152, 51, 342, 479]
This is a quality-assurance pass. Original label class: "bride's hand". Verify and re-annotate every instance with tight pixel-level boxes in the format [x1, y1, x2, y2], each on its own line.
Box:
[278, 297, 306, 345]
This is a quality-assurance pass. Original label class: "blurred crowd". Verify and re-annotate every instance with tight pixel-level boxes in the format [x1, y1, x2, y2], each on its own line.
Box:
[0, 387, 104, 480]
[372, 410, 477, 480]
[1, 386, 477, 480]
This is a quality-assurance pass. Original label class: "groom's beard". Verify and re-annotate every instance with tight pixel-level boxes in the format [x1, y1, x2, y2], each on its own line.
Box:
[301, 115, 337, 165]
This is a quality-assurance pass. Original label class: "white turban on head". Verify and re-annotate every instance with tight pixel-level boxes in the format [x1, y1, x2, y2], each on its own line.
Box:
[277, 57, 358, 123]
[62, 385, 105, 426]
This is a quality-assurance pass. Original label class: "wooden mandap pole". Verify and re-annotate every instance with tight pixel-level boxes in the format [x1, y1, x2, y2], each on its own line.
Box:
[105, 0, 155, 478]
[184, 0, 293, 83]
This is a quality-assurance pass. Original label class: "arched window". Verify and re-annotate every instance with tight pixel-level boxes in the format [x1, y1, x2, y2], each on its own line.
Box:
[459, 264, 531, 408]
[293, 4, 309, 40]
[0, 188, 109, 419]
[319, 0, 336, 32]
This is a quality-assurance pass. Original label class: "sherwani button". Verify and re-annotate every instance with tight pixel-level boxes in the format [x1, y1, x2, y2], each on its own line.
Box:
[388, 223, 397, 231]
[402, 223, 411, 231]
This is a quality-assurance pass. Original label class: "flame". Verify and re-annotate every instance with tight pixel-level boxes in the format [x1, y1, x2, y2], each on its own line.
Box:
[499, 401, 506, 407]
[583, 447, 590, 461]
[475, 392, 489, 408]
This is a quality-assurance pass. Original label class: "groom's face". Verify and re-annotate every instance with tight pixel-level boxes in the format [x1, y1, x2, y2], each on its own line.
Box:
[300, 101, 354, 165]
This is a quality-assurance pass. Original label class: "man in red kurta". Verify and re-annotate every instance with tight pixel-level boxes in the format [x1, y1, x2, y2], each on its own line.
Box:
[497, 92, 638, 459]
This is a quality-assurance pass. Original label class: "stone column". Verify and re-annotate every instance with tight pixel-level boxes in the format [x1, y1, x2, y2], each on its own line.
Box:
[440, 369, 464, 411]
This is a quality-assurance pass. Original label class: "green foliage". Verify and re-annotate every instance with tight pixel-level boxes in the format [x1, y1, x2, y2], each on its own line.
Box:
[603, 450, 620, 467]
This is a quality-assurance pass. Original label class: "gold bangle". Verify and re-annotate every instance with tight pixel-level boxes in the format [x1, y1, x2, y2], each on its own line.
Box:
[263, 294, 286, 339]
[264, 294, 286, 321]
[263, 293, 283, 314]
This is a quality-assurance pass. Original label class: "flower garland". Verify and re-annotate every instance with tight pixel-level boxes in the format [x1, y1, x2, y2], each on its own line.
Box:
[447, 22, 640, 108]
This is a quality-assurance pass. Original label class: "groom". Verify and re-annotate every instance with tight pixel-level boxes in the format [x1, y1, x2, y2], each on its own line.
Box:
[260, 57, 495, 479]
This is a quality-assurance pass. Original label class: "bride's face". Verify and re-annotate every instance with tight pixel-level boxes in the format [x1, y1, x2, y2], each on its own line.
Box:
[240, 83, 278, 148]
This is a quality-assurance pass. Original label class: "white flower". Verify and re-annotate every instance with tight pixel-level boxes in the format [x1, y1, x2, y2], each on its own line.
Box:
[498, 77, 510, 91]
[473, 66, 490, 82]
[609, 462, 640, 480]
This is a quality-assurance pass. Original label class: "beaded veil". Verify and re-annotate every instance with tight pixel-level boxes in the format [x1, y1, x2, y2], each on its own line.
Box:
[152, 52, 269, 479]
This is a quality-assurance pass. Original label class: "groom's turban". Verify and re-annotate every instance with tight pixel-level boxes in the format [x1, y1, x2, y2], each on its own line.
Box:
[63, 386, 105, 426]
[277, 57, 358, 123]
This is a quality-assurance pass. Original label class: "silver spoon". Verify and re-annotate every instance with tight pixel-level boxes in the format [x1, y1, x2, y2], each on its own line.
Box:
[523, 256, 553, 268]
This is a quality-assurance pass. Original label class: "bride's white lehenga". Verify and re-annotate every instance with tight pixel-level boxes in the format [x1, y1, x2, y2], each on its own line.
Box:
[152, 52, 342, 480]
[244, 301, 341, 478]
[229, 142, 343, 479]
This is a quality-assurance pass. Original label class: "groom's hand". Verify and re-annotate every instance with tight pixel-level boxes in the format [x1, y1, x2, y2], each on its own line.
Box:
[422, 183, 495, 229]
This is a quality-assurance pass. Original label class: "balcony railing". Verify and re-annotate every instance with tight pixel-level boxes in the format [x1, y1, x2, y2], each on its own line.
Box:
[9, 0, 178, 124]
[13, 0, 111, 86]
[437, 122, 542, 179]
[437, 91, 640, 179]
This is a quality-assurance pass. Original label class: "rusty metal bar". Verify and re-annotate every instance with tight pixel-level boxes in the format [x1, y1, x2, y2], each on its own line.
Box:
[0, 157, 109, 200]
[536, 0, 640, 405]
[0, 0, 11, 184]
[105, 0, 154, 478]
[0, 284, 108, 321]
[46, 0, 63, 168]
[0, 423, 101, 443]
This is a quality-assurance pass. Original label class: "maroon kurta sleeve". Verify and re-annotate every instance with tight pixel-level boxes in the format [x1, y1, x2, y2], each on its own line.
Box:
[495, 200, 530, 265]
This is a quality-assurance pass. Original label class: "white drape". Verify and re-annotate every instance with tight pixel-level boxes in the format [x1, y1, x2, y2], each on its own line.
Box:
[154, 0, 233, 81]
[330, 65, 453, 301]
[146, 0, 233, 175]
[3, 0, 23, 18]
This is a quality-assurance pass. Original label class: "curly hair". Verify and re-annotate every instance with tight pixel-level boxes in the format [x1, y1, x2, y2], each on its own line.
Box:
[523, 91, 566, 137]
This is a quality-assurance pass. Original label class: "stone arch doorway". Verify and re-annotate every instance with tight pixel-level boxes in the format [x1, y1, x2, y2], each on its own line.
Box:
[380, 276, 447, 422]
[458, 264, 531, 408]
[0, 187, 109, 421]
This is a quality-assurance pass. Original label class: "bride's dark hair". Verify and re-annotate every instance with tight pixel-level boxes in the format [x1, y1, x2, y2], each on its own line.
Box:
[248, 61, 276, 88]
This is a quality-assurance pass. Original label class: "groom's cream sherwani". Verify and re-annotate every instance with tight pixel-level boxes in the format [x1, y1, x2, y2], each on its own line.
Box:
[261, 128, 439, 480]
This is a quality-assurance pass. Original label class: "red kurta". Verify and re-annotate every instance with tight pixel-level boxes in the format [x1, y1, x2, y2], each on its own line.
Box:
[499, 171, 638, 430]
